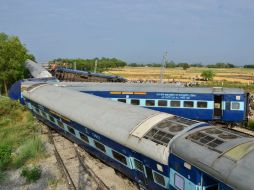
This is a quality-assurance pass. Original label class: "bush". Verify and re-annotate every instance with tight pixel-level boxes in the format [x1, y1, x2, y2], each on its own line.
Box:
[201, 70, 215, 81]
[248, 120, 254, 129]
[21, 165, 42, 182]
[0, 144, 12, 170]
[13, 137, 45, 168]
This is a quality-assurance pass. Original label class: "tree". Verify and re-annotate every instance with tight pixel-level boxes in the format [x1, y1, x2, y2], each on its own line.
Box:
[201, 70, 215, 81]
[0, 33, 32, 94]
[244, 65, 254, 68]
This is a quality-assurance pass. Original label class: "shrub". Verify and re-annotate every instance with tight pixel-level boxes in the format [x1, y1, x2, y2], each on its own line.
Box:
[21, 165, 42, 182]
[248, 120, 254, 129]
[0, 144, 12, 170]
[201, 70, 215, 81]
[13, 137, 45, 168]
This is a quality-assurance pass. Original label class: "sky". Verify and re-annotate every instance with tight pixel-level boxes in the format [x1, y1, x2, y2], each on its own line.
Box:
[0, 0, 254, 65]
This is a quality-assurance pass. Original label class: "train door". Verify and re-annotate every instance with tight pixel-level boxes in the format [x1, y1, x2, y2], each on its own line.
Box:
[214, 95, 222, 119]
[132, 158, 147, 189]
[144, 166, 154, 187]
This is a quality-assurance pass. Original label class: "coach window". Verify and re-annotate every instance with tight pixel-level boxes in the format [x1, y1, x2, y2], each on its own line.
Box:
[158, 100, 167, 107]
[112, 150, 127, 165]
[49, 115, 55, 123]
[80, 133, 89, 143]
[153, 172, 166, 187]
[131, 99, 140, 105]
[68, 126, 75, 135]
[225, 102, 231, 110]
[184, 101, 194, 108]
[170, 101, 180, 107]
[57, 120, 64, 128]
[94, 140, 106, 153]
[197, 101, 207, 108]
[133, 159, 144, 172]
[146, 100, 155, 106]
[231, 102, 240, 110]
[41, 112, 47, 119]
[174, 173, 184, 190]
[35, 108, 40, 113]
[118, 99, 126, 103]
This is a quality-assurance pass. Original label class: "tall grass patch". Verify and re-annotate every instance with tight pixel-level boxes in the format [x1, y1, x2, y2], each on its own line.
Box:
[0, 97, 46, 183]
[13, 137, 45, 168]
[248, 120, 254, 130]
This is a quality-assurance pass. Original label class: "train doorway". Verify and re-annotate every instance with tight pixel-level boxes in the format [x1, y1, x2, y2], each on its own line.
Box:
[214, 95, 222, 119]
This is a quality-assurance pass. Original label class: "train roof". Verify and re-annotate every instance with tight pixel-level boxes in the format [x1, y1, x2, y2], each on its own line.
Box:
[57, 82, 246, 94]
[25, 60, 52, 78]
[171, 126, 254, 190]
[22, 84, 205, 165]
[56, 67, 127, 80]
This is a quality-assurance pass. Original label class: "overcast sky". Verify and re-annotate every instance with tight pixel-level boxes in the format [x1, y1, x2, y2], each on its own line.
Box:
[1, 0, 254, 65]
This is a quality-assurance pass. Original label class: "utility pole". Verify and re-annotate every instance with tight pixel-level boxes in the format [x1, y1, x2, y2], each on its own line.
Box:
[160, 52, 168, 83]
[94, 59, 98, 73]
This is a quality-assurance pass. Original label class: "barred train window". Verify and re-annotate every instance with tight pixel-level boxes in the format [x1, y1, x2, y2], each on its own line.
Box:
[158, 100, 167, 107]
[57, 120, 64, 128]
[183, 101, 194, 108]
[226, 102, 231, 110]
[170, 101, 180, 107]
[94, 141, 106, 153]
[131, 99, 140, 105]
[174, 173, 184, 190]
[197, 101, 207, 108]
[41, 112, 47, 118]
[146, 100, 155, 106]
[49, 115, 55, 123]
[34, 108, 40, 113]
[153, 172, 166, 187]
[133, 159, 144, 172]
[68, 126, 75, 135]
[118, 99, 126, 103]
[80, 133, 89, 143]
[231, 102, 240, 110]
[112, 150, 127, 165]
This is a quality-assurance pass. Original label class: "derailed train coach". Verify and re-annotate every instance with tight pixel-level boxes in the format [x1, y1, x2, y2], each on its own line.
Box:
[58, 82, 250, 126]
[21, 83, 254, 190]
[9, 80, 250, 126]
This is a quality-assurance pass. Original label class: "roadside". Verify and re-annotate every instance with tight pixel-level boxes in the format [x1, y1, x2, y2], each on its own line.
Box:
[0, 97, 67, 190]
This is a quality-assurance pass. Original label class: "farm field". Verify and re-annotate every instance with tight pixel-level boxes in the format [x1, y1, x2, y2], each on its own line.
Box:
[105, 67, 254, 84]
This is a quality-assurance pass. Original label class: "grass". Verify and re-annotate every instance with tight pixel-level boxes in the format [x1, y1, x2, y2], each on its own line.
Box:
[0, 96, 46, 183]
[48, 178, 61, 188]
[13, 137, 45, 168]
[248, 120, 254, 129]
[0, 170, 5, 183]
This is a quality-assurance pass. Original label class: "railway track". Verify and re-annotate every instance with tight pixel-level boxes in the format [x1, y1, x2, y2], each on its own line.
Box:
[47, 127, 110, 190]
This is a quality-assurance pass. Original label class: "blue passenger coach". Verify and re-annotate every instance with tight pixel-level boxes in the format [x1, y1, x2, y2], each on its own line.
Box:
[58, 82, 250, 125]
[9, 80, 249, 125]
[21, 84, 254, 190]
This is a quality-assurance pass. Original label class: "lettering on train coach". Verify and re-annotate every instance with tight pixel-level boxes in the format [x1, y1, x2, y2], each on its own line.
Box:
[92, 133, 101, 140]
[156, 93, 197, 100]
